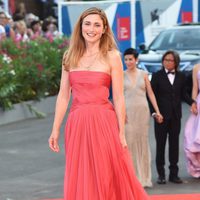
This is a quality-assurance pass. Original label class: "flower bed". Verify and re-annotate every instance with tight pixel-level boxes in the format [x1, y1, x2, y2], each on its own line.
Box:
[0, 37, 69, 111]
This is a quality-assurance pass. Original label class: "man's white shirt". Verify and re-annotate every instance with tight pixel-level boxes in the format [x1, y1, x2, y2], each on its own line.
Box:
[165, 68, 175, 85]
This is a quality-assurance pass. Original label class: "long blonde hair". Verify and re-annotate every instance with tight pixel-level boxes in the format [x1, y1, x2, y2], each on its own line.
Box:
[63, 7, 118, 71]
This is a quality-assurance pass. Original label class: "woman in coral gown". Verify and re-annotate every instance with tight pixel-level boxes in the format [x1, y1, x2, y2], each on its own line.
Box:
[48, 7, 149, 200]
[184, 64, 200, 178]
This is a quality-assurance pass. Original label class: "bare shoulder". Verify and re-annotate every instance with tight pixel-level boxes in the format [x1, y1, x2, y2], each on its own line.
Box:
[193, 63, 200, 72]
[139, 69, 147, 75]
[107, 49, 122, 70]
[141, 70, 149, 83]
[107, 49, 121, 58]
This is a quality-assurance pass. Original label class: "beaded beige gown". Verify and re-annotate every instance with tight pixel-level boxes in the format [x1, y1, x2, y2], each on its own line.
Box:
[124, 69, 152, 187]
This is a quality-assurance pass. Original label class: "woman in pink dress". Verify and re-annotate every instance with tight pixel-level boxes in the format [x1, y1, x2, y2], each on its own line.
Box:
[48, 7, 149, 200]
[184, 64, 200, 178]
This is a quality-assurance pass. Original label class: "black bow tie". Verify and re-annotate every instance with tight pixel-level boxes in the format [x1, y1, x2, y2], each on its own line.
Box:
[167, 71, 175, 75]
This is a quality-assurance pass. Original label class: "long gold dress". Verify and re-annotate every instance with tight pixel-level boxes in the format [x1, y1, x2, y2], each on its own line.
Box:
[124, 69, 152, 187]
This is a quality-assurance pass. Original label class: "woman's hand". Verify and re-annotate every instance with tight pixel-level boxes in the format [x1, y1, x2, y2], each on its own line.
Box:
[48, 131, 60, 153]
[153, 112, 164, 123]
[190, 102, 198, 115]
[156, 113, 164, 123]
[119, 133, 127, 148]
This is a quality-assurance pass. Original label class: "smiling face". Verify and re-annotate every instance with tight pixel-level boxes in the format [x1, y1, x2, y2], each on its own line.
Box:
[81, 14, 105, 45]
[124, 54, 138, 70]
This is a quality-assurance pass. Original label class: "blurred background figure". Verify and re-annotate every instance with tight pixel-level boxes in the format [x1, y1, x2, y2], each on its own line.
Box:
[0, 11, 15, 40]
[150, 8, 160, 24]
[14, 20, 29, 42]
[40, 0, 57, 19]
[13, 2, 26, 21]
[0, 11, 15, 41]
[24, 13, 40, 38]
[30, 19, 42, 40]
[0, 11, 6, 41]
[25, 13, 39, 28]
[184, 64, 200, 178]
[42, 16, 62, 41]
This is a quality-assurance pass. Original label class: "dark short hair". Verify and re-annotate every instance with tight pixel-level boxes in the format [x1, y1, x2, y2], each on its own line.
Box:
[13, 13, 24, 21]
[162, 50, 180, 70]
[123, 48, 139, 59]
[30, 20, 40, 29]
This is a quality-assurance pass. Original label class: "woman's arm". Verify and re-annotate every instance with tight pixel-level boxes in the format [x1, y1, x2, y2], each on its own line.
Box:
[190, 64, 199, 115]
[145, 73, 160, 113]
[49, 64, 71, 152]
[10, 27, 16, 41]
[144, 73, 163, 122]
[192, 64, 199, 100]
[110, 50, 127, 147]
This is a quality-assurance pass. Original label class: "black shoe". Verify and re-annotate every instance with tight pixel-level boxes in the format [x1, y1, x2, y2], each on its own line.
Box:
[157, 176, 166, 184]
[169, 176, 183, 184]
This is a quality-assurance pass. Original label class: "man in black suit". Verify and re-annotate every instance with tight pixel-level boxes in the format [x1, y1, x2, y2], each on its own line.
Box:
[150, 50, 197, 184]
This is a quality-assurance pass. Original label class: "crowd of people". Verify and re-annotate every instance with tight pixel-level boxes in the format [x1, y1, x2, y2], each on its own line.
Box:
[0, 3, 62, 43]
[123, 48, 200, 186]
[123, 48, 200, 187]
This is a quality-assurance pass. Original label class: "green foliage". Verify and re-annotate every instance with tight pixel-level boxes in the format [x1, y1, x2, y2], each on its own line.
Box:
[0, 37, 69, 110]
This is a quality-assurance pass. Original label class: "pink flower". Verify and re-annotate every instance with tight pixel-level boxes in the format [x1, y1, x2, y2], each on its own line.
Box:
[45, 32, 54, 43]
[36, 64, 44, 71]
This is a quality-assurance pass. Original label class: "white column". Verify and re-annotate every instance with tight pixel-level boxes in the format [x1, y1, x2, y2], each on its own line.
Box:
[193, 0, 198, 22]
[58, 1, 62, 34]
[131, 0, 136, 48]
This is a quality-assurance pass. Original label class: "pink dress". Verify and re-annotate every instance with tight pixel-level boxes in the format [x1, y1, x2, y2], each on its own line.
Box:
[184, 70, 200, 178]
[64, 71, 149, 200]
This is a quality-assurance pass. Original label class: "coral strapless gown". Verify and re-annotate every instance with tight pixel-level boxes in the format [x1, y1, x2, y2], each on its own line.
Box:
[64, 71, 149, 200]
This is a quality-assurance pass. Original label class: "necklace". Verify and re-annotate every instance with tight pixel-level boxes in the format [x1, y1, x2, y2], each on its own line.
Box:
[80, 53, 99, 70]
[83, 51, 99, 57]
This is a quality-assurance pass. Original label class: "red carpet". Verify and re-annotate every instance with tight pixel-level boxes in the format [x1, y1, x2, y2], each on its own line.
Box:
[42, 194, 200, 200]
[150, 194, 200, 200]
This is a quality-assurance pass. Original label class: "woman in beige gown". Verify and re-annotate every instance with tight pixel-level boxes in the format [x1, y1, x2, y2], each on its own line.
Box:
[123, 48, 163, 187]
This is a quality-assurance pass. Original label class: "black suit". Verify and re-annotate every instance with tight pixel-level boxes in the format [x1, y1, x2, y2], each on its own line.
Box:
[150, 68, 194, 178]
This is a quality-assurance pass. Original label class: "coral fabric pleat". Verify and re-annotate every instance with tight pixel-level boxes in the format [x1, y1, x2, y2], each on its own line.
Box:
[64, 71, 149, 200]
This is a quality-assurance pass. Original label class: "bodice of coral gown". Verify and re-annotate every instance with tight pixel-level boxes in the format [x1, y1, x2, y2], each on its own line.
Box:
[69, 71, 113, 112]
